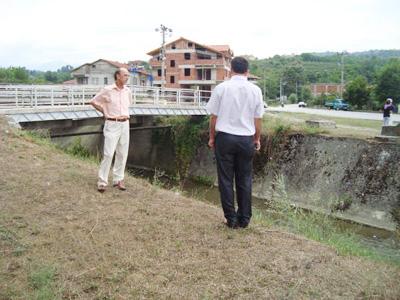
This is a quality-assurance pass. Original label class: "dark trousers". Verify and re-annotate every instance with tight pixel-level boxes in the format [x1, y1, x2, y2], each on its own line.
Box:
[215, 132, 254, 226]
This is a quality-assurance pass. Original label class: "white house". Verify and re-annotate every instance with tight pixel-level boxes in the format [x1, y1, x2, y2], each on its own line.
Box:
[71, 59, 152, 86]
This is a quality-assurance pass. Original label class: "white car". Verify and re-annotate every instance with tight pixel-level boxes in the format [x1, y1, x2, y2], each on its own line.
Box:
[298, 101, 307, 108]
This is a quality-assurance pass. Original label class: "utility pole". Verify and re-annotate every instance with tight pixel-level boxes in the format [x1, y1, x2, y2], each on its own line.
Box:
[339, 51, 346, 98]
[155, 24, 172, 89]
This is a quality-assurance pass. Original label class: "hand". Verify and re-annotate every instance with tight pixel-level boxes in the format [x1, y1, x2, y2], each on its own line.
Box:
[254, 140, 261, 151]
[208, 138, 215, 149]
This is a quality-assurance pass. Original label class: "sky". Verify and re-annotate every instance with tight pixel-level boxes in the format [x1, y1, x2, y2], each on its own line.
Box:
[1, 0, 399, 71]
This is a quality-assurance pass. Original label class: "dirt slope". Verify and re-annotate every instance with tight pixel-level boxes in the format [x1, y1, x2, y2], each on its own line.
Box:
[1, 118, 400, 299]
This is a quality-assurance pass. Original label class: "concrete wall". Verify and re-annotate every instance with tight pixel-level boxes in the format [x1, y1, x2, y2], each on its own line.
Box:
[189, 134, 400, 231]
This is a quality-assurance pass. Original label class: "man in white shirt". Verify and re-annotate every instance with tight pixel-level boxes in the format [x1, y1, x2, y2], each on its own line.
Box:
[206, 57, 264, 229]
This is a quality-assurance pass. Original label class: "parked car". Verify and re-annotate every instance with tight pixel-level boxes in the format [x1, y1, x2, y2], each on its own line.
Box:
[298, 101, 307, 108]
[324, 99, 350, 110]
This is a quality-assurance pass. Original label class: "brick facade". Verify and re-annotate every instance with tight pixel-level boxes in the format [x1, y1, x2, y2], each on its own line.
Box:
[309, 83, 345, 97]
[147, 37, 233, 91]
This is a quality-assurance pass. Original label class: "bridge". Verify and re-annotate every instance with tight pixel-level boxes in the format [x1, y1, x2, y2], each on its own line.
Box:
[0, 85, 210, 125]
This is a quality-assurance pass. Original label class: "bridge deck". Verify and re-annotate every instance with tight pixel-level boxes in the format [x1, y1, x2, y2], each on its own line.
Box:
[0, 85, 210, 124]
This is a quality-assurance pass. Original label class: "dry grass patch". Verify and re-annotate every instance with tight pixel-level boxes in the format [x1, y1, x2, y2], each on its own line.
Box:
[1, 118, 400, 299]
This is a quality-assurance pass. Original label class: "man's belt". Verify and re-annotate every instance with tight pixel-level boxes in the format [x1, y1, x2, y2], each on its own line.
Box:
[106, 117, 129, 122]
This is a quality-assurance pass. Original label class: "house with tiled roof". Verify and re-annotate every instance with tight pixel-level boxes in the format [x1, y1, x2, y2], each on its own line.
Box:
[71, 59, 152, 86]
[147, 37, 234, 91]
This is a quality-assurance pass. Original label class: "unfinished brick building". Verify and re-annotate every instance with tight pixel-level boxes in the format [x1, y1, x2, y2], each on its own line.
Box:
[147, 37, 234, 92]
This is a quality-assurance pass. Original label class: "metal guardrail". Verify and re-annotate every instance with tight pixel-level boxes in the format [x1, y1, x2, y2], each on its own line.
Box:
[0, 85, 211, 110]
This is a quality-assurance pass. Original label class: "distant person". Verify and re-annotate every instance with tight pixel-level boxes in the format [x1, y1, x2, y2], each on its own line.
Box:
[383, 98, 395, 126]
[206, 57, 264, 229]
[90, 68, 131, 192]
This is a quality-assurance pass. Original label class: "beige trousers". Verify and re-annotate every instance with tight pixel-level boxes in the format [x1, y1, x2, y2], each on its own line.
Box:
[98, 120, 130, 187]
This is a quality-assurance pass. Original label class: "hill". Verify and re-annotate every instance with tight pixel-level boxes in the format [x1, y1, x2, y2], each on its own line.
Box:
[1, 117, 400, 298]
[248, 49, 400, 102]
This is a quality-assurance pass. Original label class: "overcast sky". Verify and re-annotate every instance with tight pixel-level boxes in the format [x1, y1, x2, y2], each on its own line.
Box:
[1, 0, 399, 70]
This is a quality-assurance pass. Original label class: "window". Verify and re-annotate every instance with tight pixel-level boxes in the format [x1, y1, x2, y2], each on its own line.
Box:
[104, 77, 108, 84]
[196, 69, 211, 80]
[170, 76, 175, 84]
[188, 42, 193, 47]
[170, 60, 175, 67]
[184, 53, 191, 60]
[92, 65, 96, 68]
[205, 69, 211, 80]
[184, 68, 190, 76]
[157, 69, 162, 77]
[171, 43, 176, 49]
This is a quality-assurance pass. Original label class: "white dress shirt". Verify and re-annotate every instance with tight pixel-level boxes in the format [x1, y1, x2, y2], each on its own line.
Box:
[206, 75, 264, 136]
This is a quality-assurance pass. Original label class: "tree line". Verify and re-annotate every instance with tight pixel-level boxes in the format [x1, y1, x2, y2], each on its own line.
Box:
[248, 50, 400, 110]
[0, 65, 73, 84]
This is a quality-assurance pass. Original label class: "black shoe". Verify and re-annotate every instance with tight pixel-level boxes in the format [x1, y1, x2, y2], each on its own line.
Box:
[225, 221, 238, 229]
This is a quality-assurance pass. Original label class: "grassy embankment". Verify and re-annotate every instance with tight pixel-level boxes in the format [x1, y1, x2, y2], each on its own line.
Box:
[262, 111, 382, 139]
[1, 116, 400, 299]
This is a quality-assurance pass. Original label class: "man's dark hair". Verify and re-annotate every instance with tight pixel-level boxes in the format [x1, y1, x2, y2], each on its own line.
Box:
[231, 57, 249, 74]
[114, 69, 121, 81]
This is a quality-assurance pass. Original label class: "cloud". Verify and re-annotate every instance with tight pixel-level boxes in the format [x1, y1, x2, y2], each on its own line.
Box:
[1, 0, 399, 70]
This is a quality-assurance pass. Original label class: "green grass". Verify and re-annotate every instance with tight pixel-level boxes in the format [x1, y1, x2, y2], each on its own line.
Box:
[28, 265, 59, 300]
[17, 130, 99, 163]
[262, 114, 327, 136]
[278, 111, 382, 130]
[262, 175, 400, 266]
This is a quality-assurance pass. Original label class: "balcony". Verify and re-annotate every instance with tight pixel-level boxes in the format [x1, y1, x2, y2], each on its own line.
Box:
[178, 80, 216, 85]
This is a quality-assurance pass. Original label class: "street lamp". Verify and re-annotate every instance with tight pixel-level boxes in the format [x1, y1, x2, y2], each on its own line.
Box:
[155, 24, 172, 89]
[279, 78, 287, 107]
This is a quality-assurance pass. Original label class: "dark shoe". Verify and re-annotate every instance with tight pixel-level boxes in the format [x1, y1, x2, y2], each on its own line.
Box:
[238, 222, 249, 229]
[97, 185, 106, 193]
[113, 180, 126, 191]
[225, 221, 238, 229]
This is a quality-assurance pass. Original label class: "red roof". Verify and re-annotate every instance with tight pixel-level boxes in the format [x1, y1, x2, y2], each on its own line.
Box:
[62, 79, 77, 85]
[207, 45, 230, 52]
[102, 59, 129, 69]
[147, 37, 232, 58]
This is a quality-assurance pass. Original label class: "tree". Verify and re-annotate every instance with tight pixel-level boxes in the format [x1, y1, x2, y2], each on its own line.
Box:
[281, 60, 305, 97]
[288, 93, 297, 103]
[12, 67, 29, 83]
[344, 76, 371, 109]
[44, 71, 58, 82]
[375, 59, 400, 105]
[300, 86, 313, 102]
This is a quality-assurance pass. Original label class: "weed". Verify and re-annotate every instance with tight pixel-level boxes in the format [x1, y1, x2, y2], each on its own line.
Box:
[331, 194, 353, 212]
[65, 137, 93, 160]
[190, 175, 214, 186]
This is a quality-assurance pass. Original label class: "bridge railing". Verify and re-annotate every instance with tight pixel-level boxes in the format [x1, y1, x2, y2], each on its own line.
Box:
[0, 85, 211, 109]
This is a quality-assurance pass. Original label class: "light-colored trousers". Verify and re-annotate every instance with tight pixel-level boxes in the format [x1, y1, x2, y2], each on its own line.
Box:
[98, 120, 130, 187]
[383, 117, 391, 126]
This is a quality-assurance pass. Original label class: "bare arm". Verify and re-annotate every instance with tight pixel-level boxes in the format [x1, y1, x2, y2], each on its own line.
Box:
[90, 101, 104, 115]
[208, 114, 217, 149]
[254, 118, 262, 151]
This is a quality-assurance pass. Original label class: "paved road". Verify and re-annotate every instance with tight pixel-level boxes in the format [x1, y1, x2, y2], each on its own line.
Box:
[267, 104, 400, 122]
